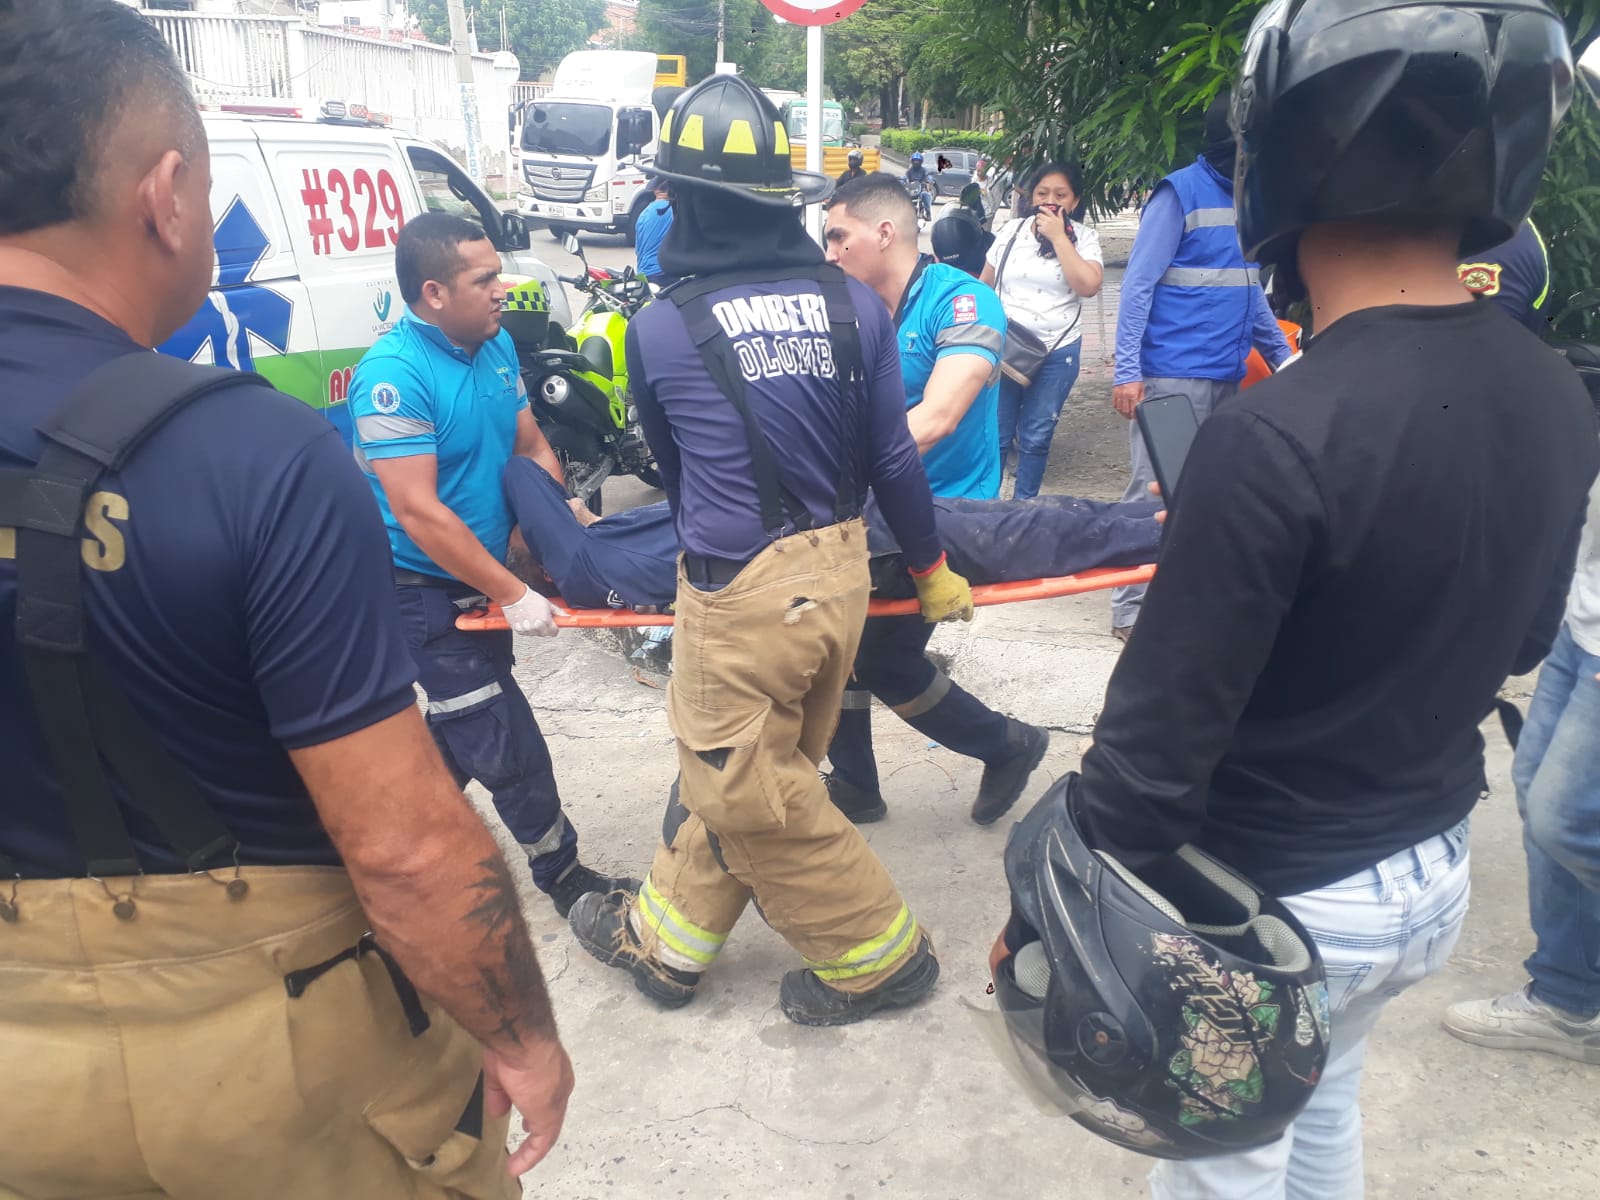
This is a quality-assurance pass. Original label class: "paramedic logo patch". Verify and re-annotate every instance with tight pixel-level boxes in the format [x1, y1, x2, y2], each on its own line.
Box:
[370, 382, 402, 414]
[952, 294, 978, 325]
[1458, 262, 1504, 297]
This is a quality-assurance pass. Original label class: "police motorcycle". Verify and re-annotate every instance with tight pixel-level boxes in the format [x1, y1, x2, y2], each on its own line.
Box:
[500, 234, 660, 514]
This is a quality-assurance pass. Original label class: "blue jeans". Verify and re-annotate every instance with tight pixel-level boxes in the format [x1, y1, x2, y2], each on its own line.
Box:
[394, 583, 578, 891]
[998, 341, 1082, 500]
[1514, 623, 1600, 1018]
[1151, 822, 1471, 1200]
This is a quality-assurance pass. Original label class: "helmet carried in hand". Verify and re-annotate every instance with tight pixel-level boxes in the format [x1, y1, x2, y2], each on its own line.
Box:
[987, 775, 1331, 1160]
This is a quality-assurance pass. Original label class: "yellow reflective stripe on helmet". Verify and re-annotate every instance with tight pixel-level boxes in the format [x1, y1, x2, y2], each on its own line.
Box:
[638, 876, 725, 966]
[723, 119, 757, 155]
[677, 113, 705, 151]
[1530, 219, 1551, 313]
[805, 905, 919, 981]
[660, 109, 674, 143]
[773, 122, 790, 155]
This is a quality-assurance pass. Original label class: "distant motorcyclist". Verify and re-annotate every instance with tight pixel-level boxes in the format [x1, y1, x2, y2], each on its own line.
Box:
[903, 151, 932, 221]
[837, 148, 867, 185]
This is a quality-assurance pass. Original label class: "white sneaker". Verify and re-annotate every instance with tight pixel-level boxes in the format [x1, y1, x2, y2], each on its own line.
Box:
[1443, 984, 1600, 1064]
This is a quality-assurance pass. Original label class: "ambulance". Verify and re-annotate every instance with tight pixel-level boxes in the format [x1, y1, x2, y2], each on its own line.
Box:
[158, 103, 571, 445]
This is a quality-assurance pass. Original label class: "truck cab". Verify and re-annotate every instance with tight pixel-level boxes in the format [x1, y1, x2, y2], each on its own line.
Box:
[514, 50, 659, 244]
[784, 99, 847, 147]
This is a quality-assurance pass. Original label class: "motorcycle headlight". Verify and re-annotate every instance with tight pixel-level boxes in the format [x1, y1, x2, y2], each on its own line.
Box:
[540, 375, 571, 405]
[585, 184, 608, 202]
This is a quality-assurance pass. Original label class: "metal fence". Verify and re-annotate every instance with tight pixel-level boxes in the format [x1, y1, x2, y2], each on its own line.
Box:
[144, 10, 521, 184]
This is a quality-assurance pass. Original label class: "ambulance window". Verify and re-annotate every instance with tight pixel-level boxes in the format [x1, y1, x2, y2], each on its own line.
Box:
[406, 146, 499, 235]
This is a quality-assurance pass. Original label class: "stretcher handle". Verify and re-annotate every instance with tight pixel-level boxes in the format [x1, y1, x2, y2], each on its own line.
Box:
[455, 565, 1157, 632]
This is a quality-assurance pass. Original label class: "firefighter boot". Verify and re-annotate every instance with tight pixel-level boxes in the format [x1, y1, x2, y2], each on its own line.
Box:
[779, 936, 940, 1027]
[568, 890, 700, 1009]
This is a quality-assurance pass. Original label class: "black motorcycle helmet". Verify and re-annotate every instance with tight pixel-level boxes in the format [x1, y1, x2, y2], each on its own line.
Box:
[930, 210, 993, 278]
[647, 74, 832, 207]
[1233, 0, 1574, 270]
[987, 775, 1330, 1160]
[848, 148, 863, 167]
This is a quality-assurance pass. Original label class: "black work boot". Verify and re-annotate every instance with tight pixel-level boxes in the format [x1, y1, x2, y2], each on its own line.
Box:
[568, 891, 701, 1009]
[822, 772, 889, 824]
[971, 720, 1050, 826]
[779, 936, 939, 1027]
[548, 862, 642, 919]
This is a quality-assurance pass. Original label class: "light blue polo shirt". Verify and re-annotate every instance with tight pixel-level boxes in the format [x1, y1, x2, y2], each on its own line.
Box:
[898, 260, 1006, 499]
[351, 311, 528, 578]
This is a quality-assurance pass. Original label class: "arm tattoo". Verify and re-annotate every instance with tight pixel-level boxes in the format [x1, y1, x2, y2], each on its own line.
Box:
[464, 855, 555, 1045]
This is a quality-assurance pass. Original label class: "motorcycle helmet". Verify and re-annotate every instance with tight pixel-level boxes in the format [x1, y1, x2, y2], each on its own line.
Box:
[988, 775, 1330, 1160]
[1234, 0, 1574, 270]
[848, 148, 863, 167]
[646, 74, 831, 207]
[910, 150, 924, 163]
[499, 277, 551, 351]
[1582, 38, 1600, 100]
[931, 210, 993, 278]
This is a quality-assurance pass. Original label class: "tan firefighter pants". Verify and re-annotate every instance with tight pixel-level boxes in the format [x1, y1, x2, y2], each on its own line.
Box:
[631, 519, 927, 995]
[0, 866, 517, 1200]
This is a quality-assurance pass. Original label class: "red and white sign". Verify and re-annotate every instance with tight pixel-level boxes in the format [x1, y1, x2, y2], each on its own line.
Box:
[758, 0, 868, 27]
[297, 166, 406, 257]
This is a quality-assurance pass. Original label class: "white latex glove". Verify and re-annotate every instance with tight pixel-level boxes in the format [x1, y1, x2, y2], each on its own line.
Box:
[502, 586, 561, 638]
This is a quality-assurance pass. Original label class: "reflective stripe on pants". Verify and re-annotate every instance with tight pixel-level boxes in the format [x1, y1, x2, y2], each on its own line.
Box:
[804, 904, 920, 982]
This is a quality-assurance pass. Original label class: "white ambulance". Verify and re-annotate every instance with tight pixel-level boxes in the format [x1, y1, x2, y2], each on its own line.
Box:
[159, 104, 570, 445]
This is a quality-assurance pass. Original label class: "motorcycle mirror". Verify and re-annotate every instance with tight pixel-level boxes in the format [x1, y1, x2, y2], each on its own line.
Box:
[562, 233, 583, 258]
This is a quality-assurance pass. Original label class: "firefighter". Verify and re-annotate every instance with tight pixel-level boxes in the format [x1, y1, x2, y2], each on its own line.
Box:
[567, 75, 973, 1026]
[0, 3, 571, 1193]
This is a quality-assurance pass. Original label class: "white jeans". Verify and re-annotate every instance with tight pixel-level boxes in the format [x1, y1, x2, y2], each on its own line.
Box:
[1150, 821, 1472, 1200]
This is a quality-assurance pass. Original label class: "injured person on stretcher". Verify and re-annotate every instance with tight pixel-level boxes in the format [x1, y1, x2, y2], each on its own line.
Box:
[503, 458, 1163, 613]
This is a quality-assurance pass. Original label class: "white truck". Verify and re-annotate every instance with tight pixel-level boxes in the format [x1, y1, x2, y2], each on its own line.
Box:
[513, 51, 660, 244]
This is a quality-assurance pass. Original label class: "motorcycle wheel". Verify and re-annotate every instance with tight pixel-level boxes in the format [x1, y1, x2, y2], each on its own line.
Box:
[542, 424, 609, 516]
[635, 464, 663, 490]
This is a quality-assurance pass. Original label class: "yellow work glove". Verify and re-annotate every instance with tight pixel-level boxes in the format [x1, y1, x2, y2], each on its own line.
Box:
[910, 553, 975, 623]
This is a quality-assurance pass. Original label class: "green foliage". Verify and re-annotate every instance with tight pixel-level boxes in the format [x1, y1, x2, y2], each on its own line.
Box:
[627, 0, 806, 91]
[879, 129, 1002, 154]
[954, 0, 1600, 339]
[410, 0, 607, 79]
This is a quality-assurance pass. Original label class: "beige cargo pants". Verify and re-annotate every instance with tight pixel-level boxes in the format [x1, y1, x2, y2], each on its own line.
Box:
[0, 866, 516, 1200]
[631, 519, 927, 994]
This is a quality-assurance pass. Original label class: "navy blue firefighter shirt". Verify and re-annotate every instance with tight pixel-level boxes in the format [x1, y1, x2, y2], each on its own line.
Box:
[0, 288, 419, 877]
[625, 274, 942, 569]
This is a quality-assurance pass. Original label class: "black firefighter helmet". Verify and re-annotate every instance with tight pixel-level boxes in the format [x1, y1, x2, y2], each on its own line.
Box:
[646, 74, 833, 207]
[1233, 0, 1574, 270]
[987, 775, 1331, 1159]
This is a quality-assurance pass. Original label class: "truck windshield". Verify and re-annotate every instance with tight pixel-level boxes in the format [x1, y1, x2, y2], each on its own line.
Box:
[785, 105, 846, 145]
[522, 102, 612, 156]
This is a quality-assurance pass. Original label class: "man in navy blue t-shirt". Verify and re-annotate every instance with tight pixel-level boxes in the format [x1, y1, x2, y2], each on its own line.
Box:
[0, 4, 570, 1191]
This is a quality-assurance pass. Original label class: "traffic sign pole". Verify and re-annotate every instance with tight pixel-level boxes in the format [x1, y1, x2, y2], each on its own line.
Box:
[806, 23, 824, 241]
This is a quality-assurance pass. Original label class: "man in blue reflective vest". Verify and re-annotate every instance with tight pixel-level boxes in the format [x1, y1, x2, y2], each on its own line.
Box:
[352, 213, 637, 918]
[1111, 91, 1294, 639]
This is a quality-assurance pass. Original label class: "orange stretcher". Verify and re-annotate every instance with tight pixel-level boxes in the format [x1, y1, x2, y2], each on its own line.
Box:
[455, 564, 1158, 631]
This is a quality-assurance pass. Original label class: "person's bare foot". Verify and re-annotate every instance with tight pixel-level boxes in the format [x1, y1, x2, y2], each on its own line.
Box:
[568, 497, 601, 528]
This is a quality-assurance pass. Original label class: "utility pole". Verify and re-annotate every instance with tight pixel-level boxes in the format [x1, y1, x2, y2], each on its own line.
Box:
[717, 0, 726, 68]
[447, 0, 483, 183]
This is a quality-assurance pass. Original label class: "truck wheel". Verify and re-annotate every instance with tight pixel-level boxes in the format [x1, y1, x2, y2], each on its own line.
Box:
[548, 221, 578, 241]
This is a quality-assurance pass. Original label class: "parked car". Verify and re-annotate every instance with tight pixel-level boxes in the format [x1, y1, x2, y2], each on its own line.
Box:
[928, 148, 979, 198]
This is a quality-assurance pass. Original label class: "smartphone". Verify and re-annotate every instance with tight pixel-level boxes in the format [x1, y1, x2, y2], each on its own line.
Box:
[1136, 393, 1201, 508]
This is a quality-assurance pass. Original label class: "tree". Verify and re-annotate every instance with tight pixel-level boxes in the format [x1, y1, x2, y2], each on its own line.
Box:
[628, 0, 806, 90]
[954, 0, 1600, 337]
[409, 0, 607, 81]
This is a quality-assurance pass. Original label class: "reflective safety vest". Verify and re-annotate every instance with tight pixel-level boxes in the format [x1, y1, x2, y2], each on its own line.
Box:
[1143, 157, 1263, 383]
